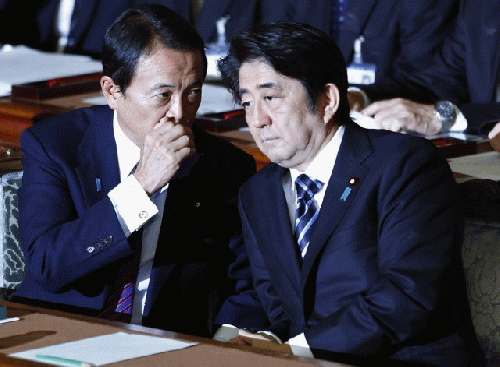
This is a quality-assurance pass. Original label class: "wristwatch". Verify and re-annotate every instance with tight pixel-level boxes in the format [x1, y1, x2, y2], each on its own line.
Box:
[434, 101, 457, 132]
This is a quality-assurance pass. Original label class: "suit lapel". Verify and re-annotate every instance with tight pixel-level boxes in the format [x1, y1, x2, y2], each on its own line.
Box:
[245, 165, 303, 301]
[300, 124, 372, 285]
[337, 0, 377, 60]
[69, 0, 99, 46]
[485, 2, 500, 100]
[76, 107, 120, 207]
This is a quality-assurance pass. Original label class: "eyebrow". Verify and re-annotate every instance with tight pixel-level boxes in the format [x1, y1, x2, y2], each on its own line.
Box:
[239, 82, 282, 96]
[150, 78, 203, 91]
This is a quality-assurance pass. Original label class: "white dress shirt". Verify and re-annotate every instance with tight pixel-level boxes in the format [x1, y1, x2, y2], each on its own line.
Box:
[107, 112, 168, 324]
[56, 0, 76, 52]
[281, 125, 344, 357]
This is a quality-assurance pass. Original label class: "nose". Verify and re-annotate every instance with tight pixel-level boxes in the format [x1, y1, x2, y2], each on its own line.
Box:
[166, 94, 184, 123]
[248, 101, 271, 129]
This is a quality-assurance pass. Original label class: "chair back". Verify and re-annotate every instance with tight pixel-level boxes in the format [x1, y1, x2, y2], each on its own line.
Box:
[463, 218, 500, 363]
[0, 170, 24, 291]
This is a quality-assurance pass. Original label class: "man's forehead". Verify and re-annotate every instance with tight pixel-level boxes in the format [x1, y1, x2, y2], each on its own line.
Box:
[239, 60, 289, 91]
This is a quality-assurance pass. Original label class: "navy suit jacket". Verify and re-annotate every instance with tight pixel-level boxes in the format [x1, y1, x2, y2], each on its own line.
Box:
[0, 0, 178, 57]
[161, 0, 260, 43]
[364, 0, 500, 133]
[261, 0, 458, 85]
[16, 105, 256, 337]
[217, 123, 484, 365]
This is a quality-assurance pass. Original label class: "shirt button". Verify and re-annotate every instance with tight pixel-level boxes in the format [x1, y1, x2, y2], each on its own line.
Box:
[139, 211, 148, 219]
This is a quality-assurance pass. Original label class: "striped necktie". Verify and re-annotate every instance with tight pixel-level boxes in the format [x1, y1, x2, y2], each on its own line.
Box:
[295, 174, 324, 258]
[99, 162, 143, 322]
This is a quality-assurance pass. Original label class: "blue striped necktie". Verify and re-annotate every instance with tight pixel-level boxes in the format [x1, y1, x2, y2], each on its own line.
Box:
[295, 174, 324, 258]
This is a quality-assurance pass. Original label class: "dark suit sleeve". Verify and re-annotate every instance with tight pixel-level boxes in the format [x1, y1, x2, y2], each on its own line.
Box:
[215, 231, 276, 331]
[18, 129, 133, 293]
[364, 0, 466, 104]
[304, 139, 463, 355]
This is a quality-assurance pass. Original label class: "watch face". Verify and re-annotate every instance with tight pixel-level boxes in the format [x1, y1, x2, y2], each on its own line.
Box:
[435, 101, 455, 119]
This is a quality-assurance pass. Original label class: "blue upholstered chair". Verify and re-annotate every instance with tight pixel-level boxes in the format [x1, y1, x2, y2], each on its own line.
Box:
[0, 170, 24, 292]
[463, 218, 500, 365]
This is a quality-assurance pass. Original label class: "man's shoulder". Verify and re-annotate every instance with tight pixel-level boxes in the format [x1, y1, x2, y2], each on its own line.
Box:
[21, 105, 113, 150]
[349, 124, 438, 157]
[24, 105, 112, 139]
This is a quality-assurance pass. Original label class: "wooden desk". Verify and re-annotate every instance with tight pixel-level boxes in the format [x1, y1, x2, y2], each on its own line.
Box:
[0, 301, 352, 367]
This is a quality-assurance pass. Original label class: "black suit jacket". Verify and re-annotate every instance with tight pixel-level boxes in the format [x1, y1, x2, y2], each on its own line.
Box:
[0, 0, 179, 57]
[363, 0, 500, 133]
[161, 0, 260, 43]
[261, 0, 458, 85]
[15, 105, 256, 337]
[217, 123, 484, 365]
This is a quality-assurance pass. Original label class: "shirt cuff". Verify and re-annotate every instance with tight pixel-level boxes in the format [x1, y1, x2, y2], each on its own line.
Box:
[288, 333, 314, 358]
[450, 110, 467, 132]
[213, 324, 240, 342]
[108, 175, 158, 235]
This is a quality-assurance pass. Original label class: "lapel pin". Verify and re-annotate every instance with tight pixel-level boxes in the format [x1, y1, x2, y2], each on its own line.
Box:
[340, 187, 352, 202]
[95, 178, 101, 192]
[349, 177, 359, 186]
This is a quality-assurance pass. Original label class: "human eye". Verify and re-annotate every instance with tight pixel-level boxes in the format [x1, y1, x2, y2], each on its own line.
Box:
[153, 90, 172, 102]
[264, 94, 281, 107]
[187, 88, 202, 102]
[241, 99, 251, 109]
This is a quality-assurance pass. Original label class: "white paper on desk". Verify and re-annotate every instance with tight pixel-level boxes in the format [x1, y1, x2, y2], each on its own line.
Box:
[197, 84, 236, 115]
[10, 331, 197, 366]
[448, 151, 500, 180]
[0, 45, 102, 96]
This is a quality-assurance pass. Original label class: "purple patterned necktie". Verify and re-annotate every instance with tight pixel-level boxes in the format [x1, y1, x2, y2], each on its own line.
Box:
[98, 163, 142, 322]
[295, 174, 324, 258]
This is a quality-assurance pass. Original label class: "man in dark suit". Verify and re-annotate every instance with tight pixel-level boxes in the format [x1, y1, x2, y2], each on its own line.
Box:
[213, 23, 484, 365]
[162, 0, 261, 44]
[14, 5, 255, 338]
[0, 0, 179, 57]
[351, 0, 500, 137]
[261, 0, 458, 86]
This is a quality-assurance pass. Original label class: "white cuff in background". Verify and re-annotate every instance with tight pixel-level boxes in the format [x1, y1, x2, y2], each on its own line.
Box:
[450, 110, 467, 132]
[288, 333, 314, 358]
[108, 175, 158, 236]
[213, 324, 240, 342]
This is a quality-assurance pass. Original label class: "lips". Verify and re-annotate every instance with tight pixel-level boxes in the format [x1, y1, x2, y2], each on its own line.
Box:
[260, 130, 279, 142]
[261, 136, 279, 142]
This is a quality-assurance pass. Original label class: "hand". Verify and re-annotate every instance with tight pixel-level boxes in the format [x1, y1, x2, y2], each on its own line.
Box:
[133, 119, 195, 195]
[347, 90, 367, 111]
[489, 122, 500, 152]
[362, 98, 441, 135]
[229, 332, 292, 354]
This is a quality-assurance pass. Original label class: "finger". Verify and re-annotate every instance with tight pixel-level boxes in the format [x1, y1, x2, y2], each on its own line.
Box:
[229, 336, 252, 346]
[489, 122, 500, 139]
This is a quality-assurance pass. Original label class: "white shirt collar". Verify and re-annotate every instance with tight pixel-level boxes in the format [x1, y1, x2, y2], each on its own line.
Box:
[290, 125, 345, 191]
[113, 111, 141, 181]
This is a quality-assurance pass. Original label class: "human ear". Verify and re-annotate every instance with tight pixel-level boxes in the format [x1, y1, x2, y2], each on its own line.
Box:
[100, 76, 121, 110]
[322, 83, 340, 124]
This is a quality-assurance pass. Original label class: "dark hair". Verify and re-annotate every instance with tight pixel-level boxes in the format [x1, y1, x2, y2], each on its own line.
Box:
[218, 22, 350, 122]
[102, 4, 207, 93]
